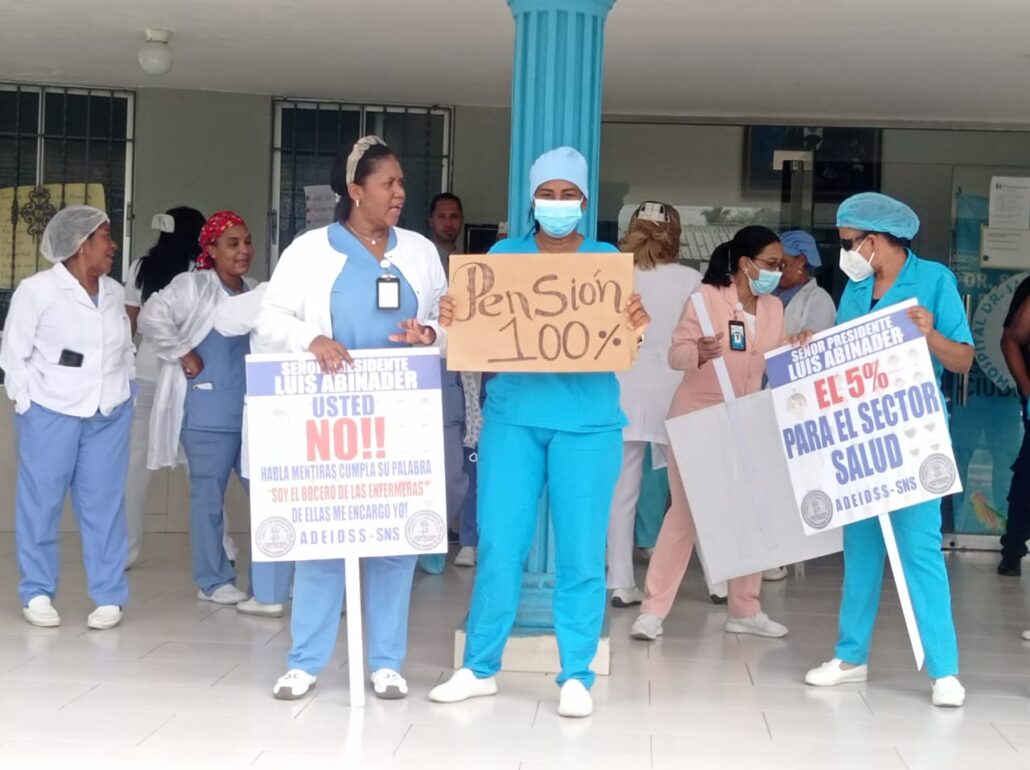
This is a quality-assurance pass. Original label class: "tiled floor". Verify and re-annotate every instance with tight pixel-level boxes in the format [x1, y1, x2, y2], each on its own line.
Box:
[0, 533, 1028, 769]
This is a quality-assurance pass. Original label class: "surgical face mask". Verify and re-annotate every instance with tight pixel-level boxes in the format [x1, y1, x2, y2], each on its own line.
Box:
[746, 258, 782, 295]
[839, 240, 874, 282]
[534, 198, 583, 238]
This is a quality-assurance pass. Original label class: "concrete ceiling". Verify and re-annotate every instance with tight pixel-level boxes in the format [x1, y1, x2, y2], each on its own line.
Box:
[3, 0, 1030, 125]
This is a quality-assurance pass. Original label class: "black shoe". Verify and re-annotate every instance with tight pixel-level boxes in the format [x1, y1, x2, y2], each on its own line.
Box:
[710, 593, 728, 605]
[997, 556, 1022, 577]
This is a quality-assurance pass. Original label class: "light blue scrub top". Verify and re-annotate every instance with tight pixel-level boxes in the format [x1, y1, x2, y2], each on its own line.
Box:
[183, 282, 250, 433]
[835, 250, 973, 384]
[327, 223, 417, 350]
[484, 232, 627, 433]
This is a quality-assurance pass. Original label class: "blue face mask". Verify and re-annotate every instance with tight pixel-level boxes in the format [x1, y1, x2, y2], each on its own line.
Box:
[534, 198, 583, 238]
[746, 258, 783, 295]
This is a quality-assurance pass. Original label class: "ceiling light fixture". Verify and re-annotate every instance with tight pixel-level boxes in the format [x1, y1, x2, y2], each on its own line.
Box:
[139, 28, 172, 76]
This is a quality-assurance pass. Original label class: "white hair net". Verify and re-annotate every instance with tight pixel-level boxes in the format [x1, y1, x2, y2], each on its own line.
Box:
[39, 205, 109, 263]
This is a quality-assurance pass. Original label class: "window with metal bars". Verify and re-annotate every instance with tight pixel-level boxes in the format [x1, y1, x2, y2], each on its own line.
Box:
[0, 84, 134, 329]
[270, 100, 451, 265]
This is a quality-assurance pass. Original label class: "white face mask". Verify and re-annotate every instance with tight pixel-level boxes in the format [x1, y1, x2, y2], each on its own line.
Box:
[839, 239, 874, 282]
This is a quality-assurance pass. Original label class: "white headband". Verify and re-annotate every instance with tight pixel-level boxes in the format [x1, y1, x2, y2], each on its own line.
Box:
[346, 135, 387, 186]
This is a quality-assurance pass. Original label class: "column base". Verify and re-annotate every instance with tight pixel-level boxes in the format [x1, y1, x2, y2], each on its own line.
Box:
[453, 615, 610, 676]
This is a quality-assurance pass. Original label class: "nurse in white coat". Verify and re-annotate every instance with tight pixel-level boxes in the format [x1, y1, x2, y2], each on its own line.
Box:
[607, 202, 700, 607]
[0, 206, 134, 630]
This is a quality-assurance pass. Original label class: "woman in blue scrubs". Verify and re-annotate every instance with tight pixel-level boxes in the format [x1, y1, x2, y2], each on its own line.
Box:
[429, 147, 650, 718]
[0, 206, 134, 630]
[257, 136, 447, 701]
[803, 193, 973, 708]
[139, 212, 292, 616]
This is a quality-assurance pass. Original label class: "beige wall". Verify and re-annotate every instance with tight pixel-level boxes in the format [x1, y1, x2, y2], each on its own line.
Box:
[451, 106, 511, 228]
[131, 88, 272, 281]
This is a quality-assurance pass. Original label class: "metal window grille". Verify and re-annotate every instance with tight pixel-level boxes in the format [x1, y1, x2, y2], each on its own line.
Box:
[270, 100, 451, 267]
[0, 83, 134, 327]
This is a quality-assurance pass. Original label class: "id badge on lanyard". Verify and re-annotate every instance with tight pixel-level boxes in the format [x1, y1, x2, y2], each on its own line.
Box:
[377, 274, 401, 310]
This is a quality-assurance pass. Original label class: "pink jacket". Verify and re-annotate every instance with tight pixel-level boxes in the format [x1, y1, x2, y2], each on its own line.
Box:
[667, 282, 785, 418]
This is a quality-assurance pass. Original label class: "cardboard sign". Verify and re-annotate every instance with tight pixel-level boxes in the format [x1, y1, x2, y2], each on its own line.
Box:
[764, 299, 962, 534]
[446, 252, 635, 372]
[667, 390, 843, 585]
[245, 349, 448, 562]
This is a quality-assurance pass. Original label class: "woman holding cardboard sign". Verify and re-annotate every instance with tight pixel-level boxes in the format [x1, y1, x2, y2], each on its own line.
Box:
[256, 136, 446, 702]
[429, 147, 650, 718]
[803, 193, 973, 708]
[631, 225, 791, 642]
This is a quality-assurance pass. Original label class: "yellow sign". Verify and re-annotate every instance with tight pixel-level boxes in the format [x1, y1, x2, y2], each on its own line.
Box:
[0, 183, 107, 289]
[446, 252, 635, 372]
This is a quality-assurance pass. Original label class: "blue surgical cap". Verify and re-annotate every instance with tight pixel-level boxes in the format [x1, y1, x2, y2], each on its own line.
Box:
[779, 230, 821, 268]
[529, 146, 589, 203]
[836, 193, 920, 240]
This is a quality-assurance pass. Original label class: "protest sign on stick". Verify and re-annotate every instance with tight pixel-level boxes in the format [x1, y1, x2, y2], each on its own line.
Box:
[246, 348, 447, 705]
[668, 293, 842, 586]
[764, 299, 961, 669]
[446, 252, 635, 372]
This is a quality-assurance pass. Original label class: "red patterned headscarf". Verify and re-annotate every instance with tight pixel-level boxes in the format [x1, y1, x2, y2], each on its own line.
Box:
[196, 210, 247, 270]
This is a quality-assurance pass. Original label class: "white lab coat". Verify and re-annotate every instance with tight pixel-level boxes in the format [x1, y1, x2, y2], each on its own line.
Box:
[137, 270, 257, 469]
[0, 263, 134, 417]
[616, 262, 702, 468]
[783, 278, 837, 336]
[212, 283, 268, 479]
[255, 225, 447, 354]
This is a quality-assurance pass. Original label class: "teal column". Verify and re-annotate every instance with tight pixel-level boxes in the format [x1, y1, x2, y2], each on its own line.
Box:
[506, 0, 614, 240]
[505, 0, 616, 631]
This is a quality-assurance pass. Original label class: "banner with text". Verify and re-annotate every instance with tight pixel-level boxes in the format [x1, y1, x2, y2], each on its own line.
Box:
[446, 252, 635, 372]
[245, 349, 447, 561]
[765, 299, 962, 534]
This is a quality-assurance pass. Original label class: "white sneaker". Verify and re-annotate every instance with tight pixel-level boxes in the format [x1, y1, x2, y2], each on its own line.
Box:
[454, 546, 476, 567]
[273, 669, 317, 700]
[805, 658, 868, 686]
[1022, 629, 1030, 641]
[558, 679, 593, 718]
[428, 667, 498, 703]
[23, 595, 60, 628]
[87, 605, 122, 630]
[610, 587, 645, 608]
[197, 584, 249, 605]
[370, 668, 408, 699]
[724, 612, 788, 638]
[236, 598, 285, 618]
[763, 566, 789, 581]
[630, 612, 663, 640]
[932, 676, 965, 707]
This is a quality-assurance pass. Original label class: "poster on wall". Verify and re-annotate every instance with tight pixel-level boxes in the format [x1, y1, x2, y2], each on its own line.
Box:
[245, 349, 448, 562]
[765, 299, 962, 533]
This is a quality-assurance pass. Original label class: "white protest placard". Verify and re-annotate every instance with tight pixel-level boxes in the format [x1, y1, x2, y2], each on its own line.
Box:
[666, 292, 842, 586]
[764, 298, 961, 533]
[246, 349, 448, 561]
[667, 390, 843, 585]
[246, 348, 447, 707]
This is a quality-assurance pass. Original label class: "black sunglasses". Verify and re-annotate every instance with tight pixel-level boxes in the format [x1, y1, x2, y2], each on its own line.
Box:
[839, 233, 869, 251]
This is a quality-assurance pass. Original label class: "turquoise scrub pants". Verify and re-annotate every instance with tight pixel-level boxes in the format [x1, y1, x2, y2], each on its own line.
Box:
[634, 444, 669, 549]
[835, 499, 959, 679]
[463, 421, 622, 688]
[15, 400, 132, 607]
